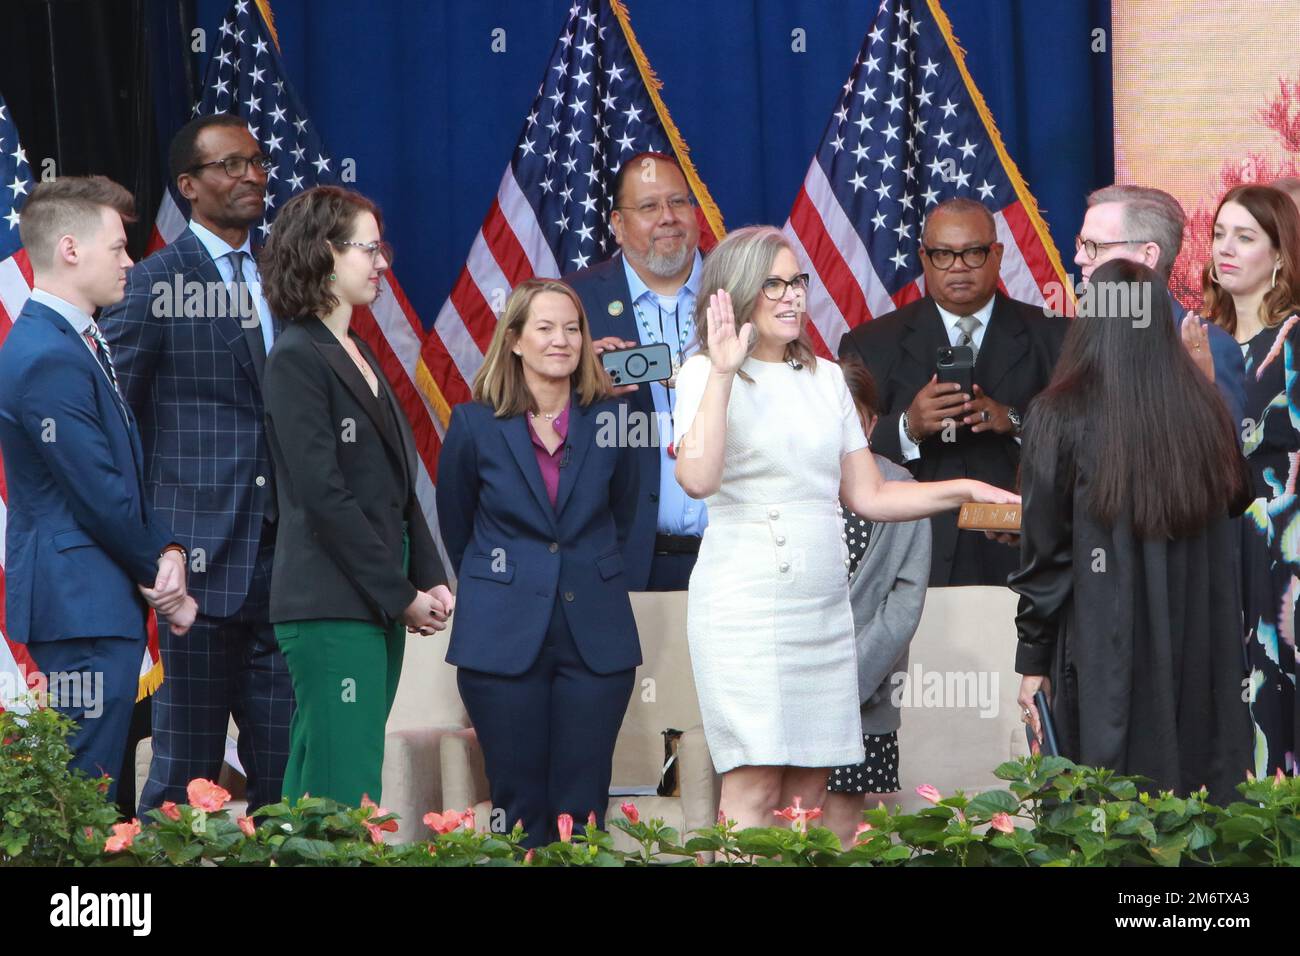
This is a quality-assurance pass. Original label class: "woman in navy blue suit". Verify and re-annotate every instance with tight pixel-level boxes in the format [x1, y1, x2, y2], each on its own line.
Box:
[437, 278, 639, 847]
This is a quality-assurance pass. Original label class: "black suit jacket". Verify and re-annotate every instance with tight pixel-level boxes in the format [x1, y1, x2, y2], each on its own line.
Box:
[263, 317, 446, 625]
[839, 292, 1067, 586]
[564, 254, 660, 590]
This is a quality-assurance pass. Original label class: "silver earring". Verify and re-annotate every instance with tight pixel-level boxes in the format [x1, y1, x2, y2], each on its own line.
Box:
[1272, 261, 1280, 289]
[1209, 262, 1221, 285]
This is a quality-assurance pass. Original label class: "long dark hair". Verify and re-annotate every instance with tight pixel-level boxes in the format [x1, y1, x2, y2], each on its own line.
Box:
[1023, 259, 1245, 539]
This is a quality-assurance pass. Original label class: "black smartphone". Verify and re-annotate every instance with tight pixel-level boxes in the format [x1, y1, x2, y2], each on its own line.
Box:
[1025, 689, 1060, 757]
[936, 343, 975, 397]
[602, 342, 673, 386]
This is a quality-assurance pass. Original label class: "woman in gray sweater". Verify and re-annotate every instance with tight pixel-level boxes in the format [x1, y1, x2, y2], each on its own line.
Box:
[823, 358, 932, 846]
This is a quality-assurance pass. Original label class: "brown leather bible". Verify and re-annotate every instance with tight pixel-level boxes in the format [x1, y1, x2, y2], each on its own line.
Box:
[957, 502, 1022, 532]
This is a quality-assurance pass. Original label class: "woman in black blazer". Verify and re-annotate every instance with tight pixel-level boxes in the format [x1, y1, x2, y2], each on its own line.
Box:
[260, 186, 452, 807]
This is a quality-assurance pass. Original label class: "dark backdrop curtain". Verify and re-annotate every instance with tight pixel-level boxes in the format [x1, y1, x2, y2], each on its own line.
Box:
[0, 0, 163, 256]
[5, 0, 1113, 321]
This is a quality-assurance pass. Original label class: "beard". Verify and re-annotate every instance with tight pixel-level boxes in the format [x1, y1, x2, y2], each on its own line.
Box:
[633, 240, 693, 279]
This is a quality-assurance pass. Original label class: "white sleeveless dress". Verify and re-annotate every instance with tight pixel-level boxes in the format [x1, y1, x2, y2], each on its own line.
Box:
[674, 354, 868, 772]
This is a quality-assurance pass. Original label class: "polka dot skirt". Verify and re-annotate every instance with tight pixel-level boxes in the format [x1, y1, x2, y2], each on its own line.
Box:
[826, 732, 900, 794]
[840, 505, 872, 577]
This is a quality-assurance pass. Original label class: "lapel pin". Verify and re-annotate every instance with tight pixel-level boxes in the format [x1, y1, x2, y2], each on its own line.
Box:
[608, 300, 624, 316]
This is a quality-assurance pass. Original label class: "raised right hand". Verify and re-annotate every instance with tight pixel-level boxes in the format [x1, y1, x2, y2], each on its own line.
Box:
[905, 374, 970, 441]
[705, 290, 752, 375]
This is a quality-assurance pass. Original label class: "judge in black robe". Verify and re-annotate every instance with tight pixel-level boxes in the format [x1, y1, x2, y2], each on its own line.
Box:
[1010, 260, 1253, 806]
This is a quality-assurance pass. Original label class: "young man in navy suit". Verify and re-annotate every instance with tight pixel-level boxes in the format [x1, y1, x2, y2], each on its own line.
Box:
[0, 177, 195, 800]
[99, 114, 293, 814]
[565, 152, 705, 591]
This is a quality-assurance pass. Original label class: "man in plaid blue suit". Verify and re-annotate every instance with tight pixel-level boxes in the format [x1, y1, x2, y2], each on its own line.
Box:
[100, 115, 294, 814]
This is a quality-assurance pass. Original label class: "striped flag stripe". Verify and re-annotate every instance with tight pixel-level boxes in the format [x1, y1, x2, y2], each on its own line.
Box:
[0, 254, 30, 327]
[999, 201, 1057, 303]
[496, 169, 560, 277]
[482, 197, 535, 288]
[781, 222, 851, 355]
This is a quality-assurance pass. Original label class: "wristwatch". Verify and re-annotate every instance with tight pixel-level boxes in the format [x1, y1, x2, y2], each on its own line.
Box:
[901, 410, 922, 446]
[1007, 406, 1023, 436]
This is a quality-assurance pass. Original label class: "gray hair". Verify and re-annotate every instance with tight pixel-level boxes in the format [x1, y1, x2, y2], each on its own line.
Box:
[692, 225, 815, 380]
[1086, 184, 1185, 279]
[921, 197, 997, 244]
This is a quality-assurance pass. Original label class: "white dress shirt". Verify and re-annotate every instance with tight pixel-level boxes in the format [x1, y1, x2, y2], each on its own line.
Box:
[897, 295, 996, 462]
[188, 219, 276, 353]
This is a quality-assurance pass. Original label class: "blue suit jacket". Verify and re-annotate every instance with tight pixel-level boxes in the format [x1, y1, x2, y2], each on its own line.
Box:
[564, 256, 659, 590]
[1169, 294, 1247, 432]
[0, 298, 175, 644]
[436, 395, 641, 676]
[98, 229, 278, 618]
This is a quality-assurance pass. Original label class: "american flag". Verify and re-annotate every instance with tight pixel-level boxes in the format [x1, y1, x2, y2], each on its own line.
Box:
[0, 92, 37, 711]
[420, 0, 724, 424]
[783, 0, 1069, 356]
[147, 0, 450, 575]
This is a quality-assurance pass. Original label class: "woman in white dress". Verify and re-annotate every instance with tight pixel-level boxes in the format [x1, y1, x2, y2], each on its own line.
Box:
[673, 226, 1017, 829]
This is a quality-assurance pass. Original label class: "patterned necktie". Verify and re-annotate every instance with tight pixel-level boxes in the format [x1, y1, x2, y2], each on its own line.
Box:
[84, 322, 122, 398]
[955, 314, 982, 357]
[227, 250, 266, 351]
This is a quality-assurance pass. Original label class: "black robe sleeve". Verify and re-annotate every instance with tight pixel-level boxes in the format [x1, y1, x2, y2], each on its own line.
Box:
[1008, 440, 1074, 676]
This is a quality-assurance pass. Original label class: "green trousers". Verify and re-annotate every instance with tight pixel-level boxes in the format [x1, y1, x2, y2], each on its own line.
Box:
[275, 616, 405, 808]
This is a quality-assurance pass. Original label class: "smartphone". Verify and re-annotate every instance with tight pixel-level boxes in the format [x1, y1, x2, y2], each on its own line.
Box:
[936, 344, 975, 397]
[602, 342, 673, 386]
[1024, 689, 1060, 757]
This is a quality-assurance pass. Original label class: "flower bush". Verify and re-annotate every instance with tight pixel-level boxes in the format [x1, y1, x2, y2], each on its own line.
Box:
[4, 704, 1298, 866]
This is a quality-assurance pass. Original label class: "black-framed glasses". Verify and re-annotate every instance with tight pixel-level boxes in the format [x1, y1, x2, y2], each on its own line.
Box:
[1074, 236, 1155, 260]
[761, 273, 810, 301]
[332, 239, 394, 265]
[614, 195, 696, 218]
[189, 154, 273, 178]
[923, 245, 993, 270]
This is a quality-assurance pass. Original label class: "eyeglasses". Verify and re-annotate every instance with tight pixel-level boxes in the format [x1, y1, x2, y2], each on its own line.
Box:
[333, 240, 394, 265]
[189, 154, 273, 178]
[1074, 236, 1156, 260]
[923, 245, 993, 270]
[761, 273, 810, 301]
[614, 195, 696, 219]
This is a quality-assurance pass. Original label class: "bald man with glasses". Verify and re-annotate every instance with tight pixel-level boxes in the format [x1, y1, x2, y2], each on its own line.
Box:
[839, 197, 1067, 587]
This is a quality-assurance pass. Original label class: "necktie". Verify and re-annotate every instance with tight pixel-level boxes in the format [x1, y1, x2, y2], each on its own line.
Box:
[84, 322, 123, 398]
[227, 251, 267, 352]
[955, 314, 982, 357]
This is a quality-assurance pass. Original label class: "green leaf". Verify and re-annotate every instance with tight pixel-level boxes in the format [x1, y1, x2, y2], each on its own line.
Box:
[279, 836, 336, 862]
[966, 790, 1021, 817]
[1186, 822, 1218, 852]
[1147, 832, 1189, 867]
[1216, 815, 1269, 844]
